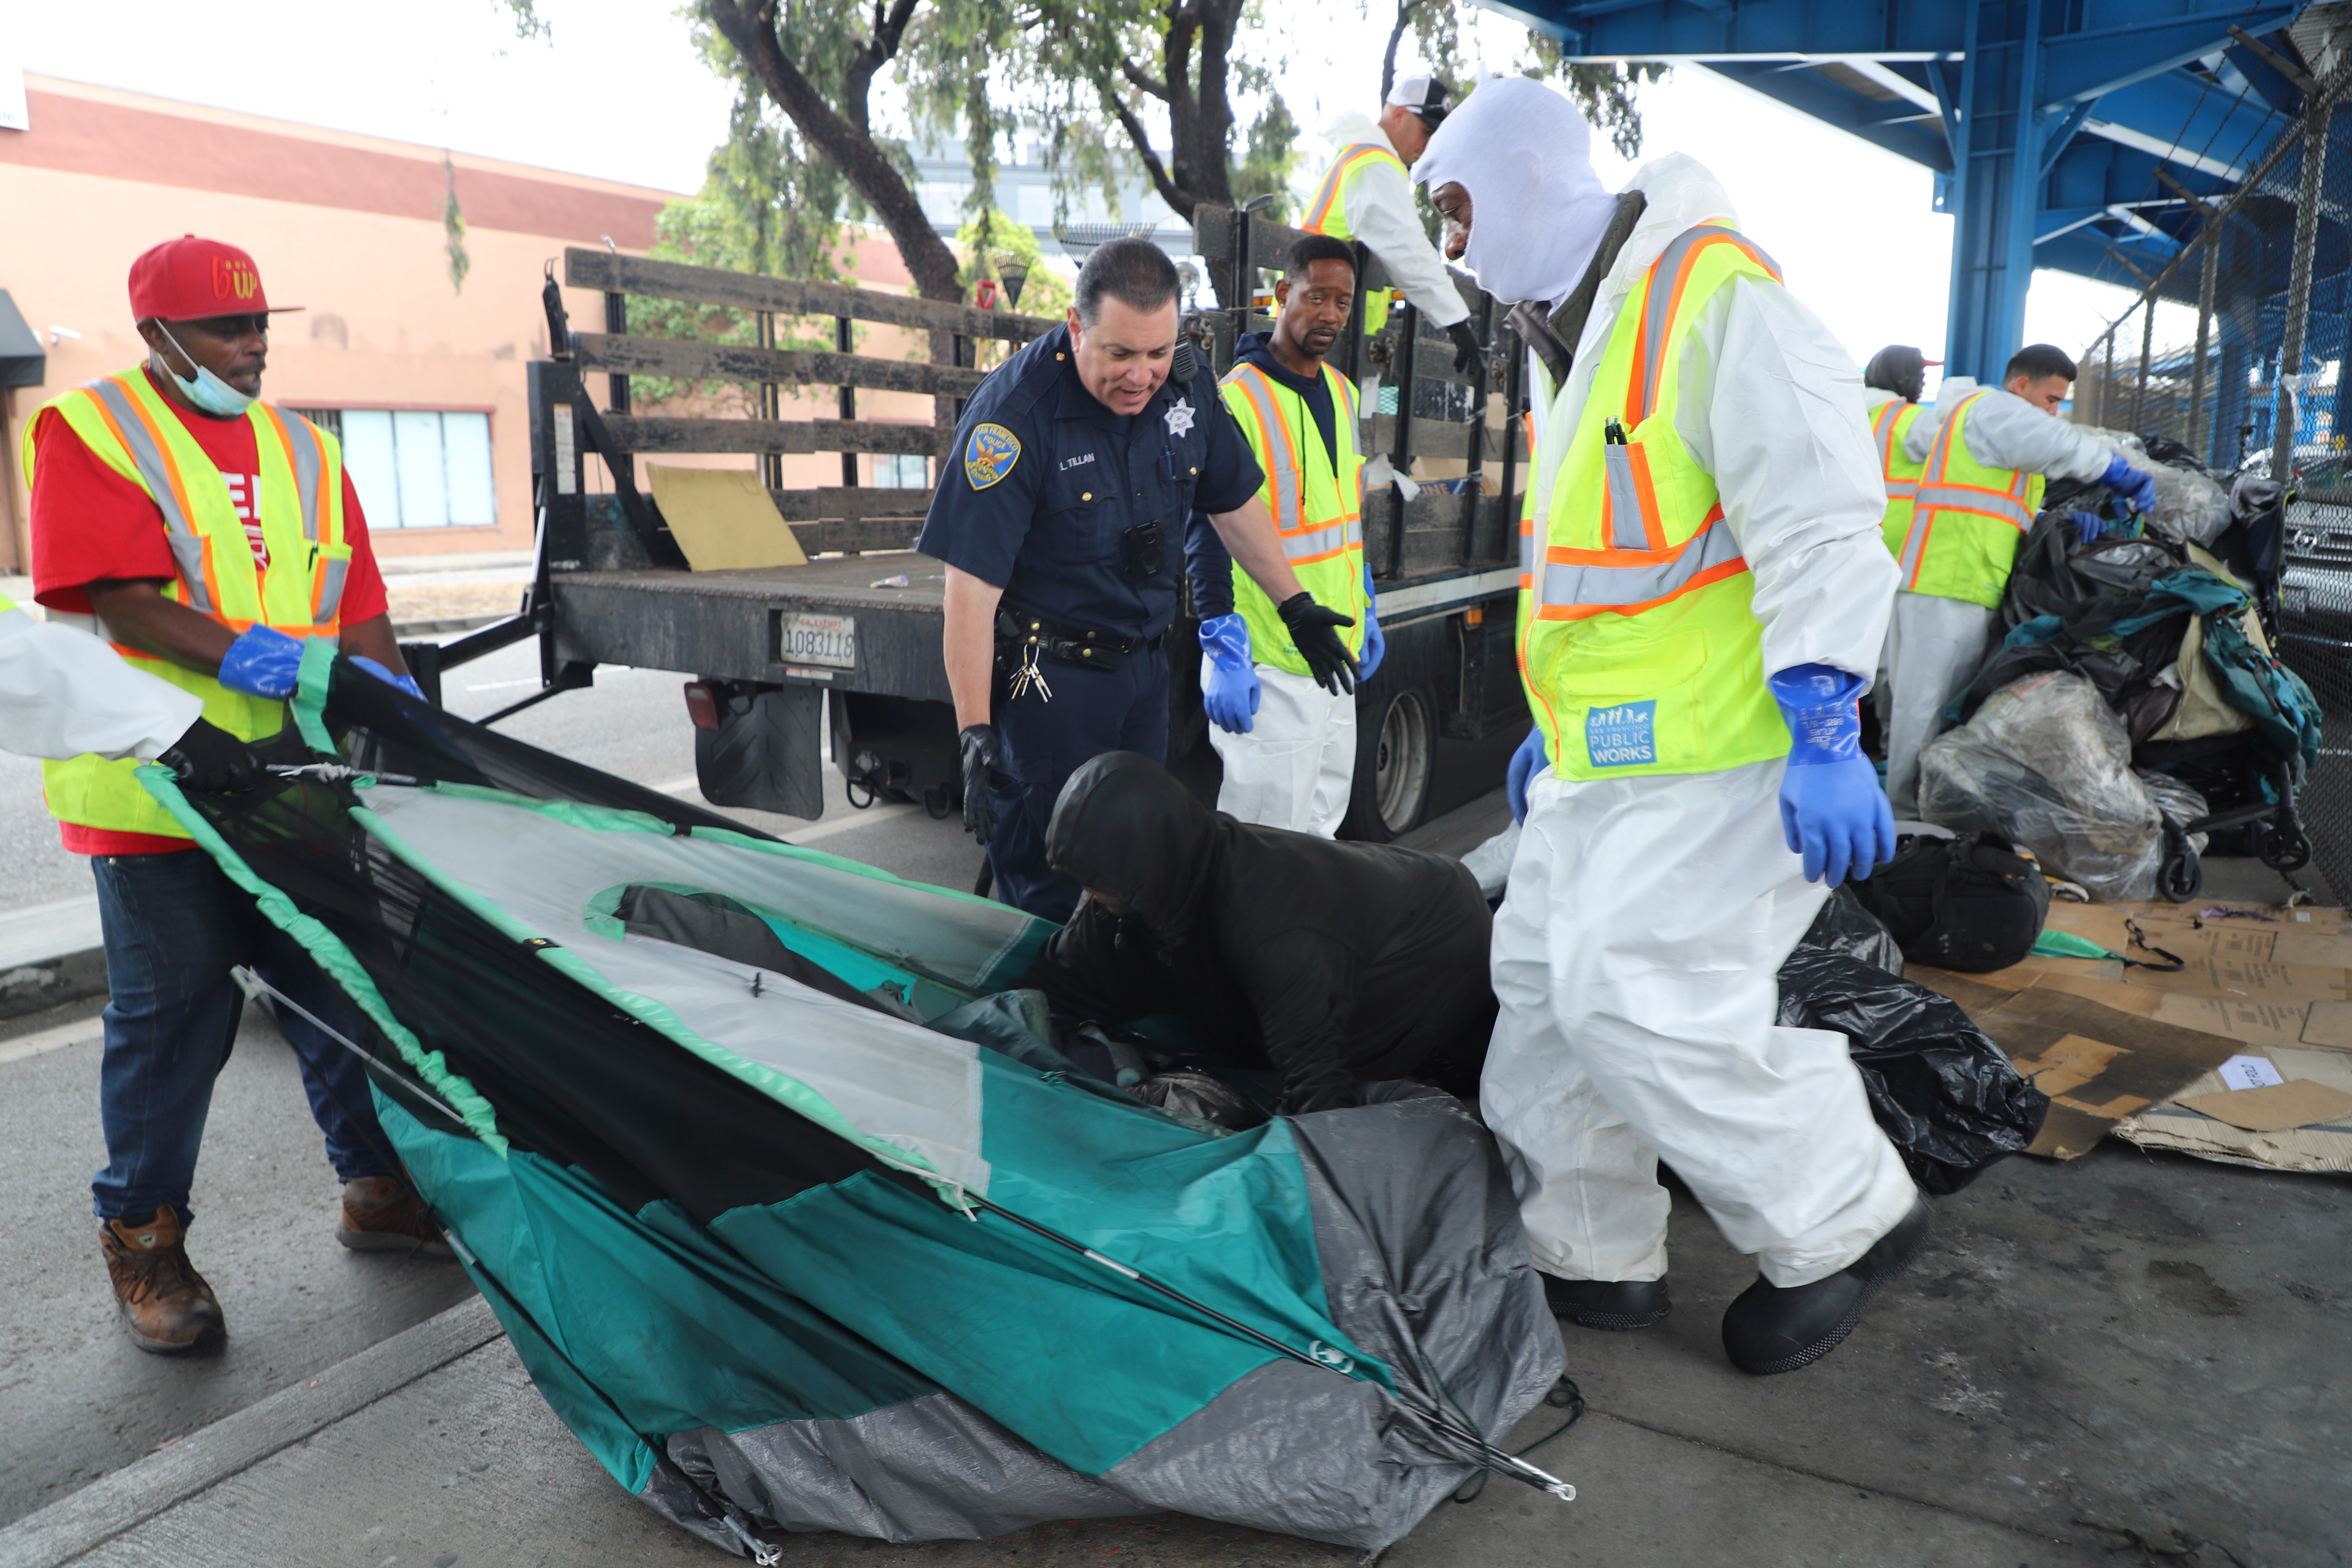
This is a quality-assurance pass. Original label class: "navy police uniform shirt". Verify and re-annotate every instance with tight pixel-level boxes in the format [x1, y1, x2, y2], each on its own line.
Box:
[916, 323, 1264, 640]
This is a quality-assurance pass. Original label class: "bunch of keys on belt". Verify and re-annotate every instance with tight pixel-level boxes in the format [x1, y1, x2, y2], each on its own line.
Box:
[1009, 638, 1054, 703]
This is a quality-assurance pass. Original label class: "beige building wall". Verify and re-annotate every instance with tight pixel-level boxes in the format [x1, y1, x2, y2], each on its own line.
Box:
[0, 75, 938, 575]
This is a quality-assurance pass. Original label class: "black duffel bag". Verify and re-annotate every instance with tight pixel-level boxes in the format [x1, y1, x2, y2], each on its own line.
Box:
[1849, 831, 2049, 973]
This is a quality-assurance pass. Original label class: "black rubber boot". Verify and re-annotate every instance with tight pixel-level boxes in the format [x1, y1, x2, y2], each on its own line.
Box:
[1720, 1199, 1930, 1375]
[1542, 1274, 1671, 1330]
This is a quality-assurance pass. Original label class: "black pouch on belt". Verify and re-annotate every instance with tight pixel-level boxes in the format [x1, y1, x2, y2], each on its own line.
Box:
[1120, 518, 1167, 582]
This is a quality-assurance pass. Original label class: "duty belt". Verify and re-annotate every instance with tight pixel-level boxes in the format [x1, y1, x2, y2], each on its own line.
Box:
[995, 606, 1155, 672]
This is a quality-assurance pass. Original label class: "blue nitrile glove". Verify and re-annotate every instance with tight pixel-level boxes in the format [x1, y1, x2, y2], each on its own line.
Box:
[216, 625, 306, 700]
[2071, 508, 2106, 548]
[1198, 613, 1260, 734]
[351, 655, 424, 701]
[2101, 454, 2158, 516]
[1770, 663, 1897, 888]
[1358, 566, 1385, 681]
[1506, 726, 1547, 824]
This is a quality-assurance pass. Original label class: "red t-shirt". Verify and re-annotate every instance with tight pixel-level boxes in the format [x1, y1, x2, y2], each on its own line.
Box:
[29, 369, 391, 855]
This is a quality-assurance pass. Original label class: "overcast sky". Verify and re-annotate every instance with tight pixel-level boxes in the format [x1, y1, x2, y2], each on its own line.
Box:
[10, 0, 2152, 380]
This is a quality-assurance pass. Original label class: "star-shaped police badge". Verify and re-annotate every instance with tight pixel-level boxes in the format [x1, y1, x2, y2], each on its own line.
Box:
[1164, 398, 1196, 437]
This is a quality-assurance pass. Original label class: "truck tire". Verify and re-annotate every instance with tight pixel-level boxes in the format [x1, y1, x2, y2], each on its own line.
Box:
[1342, 681, 1437, 842]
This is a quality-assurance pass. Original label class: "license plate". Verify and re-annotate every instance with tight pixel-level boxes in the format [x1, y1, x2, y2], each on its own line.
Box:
[775, 612, 856, 669]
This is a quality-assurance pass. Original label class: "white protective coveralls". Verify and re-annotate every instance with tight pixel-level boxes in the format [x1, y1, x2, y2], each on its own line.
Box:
[1319, 113, 1470, 330]
[1208, 662, 1357, 837]
[1878, 378, 2119, 815]
[0, 598, 202, 762]
[1418, 104, 1918, 1287]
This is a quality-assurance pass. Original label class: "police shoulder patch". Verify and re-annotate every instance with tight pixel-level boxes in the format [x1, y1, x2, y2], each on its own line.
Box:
[964, 423, 1022, 491]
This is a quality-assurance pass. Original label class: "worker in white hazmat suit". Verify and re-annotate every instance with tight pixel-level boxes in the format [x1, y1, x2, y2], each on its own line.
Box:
[0, 590, 258, 783]
[1416, 78, 1928, 1376]
[1875, 342, 2154, 816]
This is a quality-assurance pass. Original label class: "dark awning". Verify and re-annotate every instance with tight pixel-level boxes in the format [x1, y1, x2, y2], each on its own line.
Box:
[0, 291, 45, 389]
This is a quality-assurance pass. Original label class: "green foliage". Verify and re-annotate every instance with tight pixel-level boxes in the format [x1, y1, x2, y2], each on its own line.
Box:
[629, 92, 856, 413]
[1232, 92, 1302, 222]
[954, 210, 1071, 320]
[441, 153, 470, 296]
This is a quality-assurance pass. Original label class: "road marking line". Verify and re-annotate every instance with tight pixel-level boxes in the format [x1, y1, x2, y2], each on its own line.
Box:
[0, 1017, 106, 1066]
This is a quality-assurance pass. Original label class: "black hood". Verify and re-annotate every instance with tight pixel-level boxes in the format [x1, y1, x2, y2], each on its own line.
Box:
[1864, 344, 1927, 403]
[1045, 752, 1216, 937]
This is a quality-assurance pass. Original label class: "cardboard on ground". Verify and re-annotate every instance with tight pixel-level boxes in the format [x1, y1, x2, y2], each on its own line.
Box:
[1961, 989, 2243, 1159]
[2174, 1079, 2352, 1131]
[2116, 1045, 2352, 1175]
[647, 464, 809, 571]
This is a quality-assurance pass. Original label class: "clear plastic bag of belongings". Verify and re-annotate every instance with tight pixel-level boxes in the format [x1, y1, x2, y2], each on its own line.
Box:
[2136, 769, 2211, 854]
[1798, 884, 1905, 974]
[1776, 946, 2048, 1195]
[1847, 831, 2051, 972]
[1917, 670, 2168, 902]
[1460, 821, 1520, 900]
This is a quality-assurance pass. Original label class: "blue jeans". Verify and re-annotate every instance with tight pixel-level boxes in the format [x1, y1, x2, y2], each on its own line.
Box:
[89, 848, 395, 1227]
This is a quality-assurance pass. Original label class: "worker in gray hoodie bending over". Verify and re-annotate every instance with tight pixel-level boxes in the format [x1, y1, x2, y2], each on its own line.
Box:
[1877, 342, 2155, 815]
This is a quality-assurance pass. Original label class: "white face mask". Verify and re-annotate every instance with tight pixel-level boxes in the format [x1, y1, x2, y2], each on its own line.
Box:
[154, 321, 256, 417]
[1412, 78, 1621, 309]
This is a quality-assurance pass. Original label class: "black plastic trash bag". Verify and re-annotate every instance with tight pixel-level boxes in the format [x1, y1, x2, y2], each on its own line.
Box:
[1776, 946, 2049, 1195]
[1799, 886, 1905, 974]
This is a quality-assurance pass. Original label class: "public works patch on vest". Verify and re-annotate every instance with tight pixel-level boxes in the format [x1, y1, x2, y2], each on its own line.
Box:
[1586, 701, 1657, 767]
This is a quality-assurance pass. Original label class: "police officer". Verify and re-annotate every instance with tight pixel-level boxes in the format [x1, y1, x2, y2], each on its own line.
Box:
[917, 238, 1360, 920]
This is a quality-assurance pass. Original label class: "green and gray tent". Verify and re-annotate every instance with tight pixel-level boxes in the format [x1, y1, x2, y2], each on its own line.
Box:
[148, 646, 1567, 1555]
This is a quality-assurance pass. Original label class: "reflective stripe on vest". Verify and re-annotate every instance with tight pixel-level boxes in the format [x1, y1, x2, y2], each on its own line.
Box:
[1872, 401, 1920, 500]
[1222, 365, 1363, 566]
[1518, 222, 1793, 780]
[1891, 392, 2041, 606]
[1302, 144, 1406, 239]
[21, 369, 350, 839]
[1218, 359, 1368, 677]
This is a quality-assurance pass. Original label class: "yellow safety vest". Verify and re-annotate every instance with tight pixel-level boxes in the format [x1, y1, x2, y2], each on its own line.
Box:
[1518, 223, 1792, 782]
[1898, 390, 2045, 609]
[1301, 143, 1405, 336]
[22, 369, 349, 839]
[1871, 399, 1928, 560]
[1219, 361, 1368, 678]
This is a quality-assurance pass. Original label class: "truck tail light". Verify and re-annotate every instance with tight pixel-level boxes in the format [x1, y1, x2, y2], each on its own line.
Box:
[682, 681, 721, 731]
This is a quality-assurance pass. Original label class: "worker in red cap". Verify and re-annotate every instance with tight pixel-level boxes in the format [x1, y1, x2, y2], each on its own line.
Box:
[20, 235, 448, 1357]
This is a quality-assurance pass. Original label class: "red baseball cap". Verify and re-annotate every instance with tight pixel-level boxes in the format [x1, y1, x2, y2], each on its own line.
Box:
[127, 236, 303, 323]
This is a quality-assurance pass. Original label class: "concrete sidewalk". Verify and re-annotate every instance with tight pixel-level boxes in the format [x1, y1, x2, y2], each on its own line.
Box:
[5, 1136, 2342, 1568]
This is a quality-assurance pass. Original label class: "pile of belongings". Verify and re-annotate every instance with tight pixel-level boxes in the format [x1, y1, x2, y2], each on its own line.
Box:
[1918, 440, 2321, 901]
[1777, 891, 2049, 1195]
[142, 646, 1568, 1556]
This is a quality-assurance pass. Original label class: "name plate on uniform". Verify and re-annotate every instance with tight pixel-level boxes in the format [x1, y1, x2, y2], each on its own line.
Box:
[775, 612, 856, 669]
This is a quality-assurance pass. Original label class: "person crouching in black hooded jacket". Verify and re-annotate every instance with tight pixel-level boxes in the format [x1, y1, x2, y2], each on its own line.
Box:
[1025, 750, 1494, 1114]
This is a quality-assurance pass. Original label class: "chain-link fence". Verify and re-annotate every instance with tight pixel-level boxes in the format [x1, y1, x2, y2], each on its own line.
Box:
[2078, 58, 2352, 904]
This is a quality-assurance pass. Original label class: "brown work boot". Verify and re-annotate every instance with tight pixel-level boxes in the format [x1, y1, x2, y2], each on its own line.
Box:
[337, 1176, 453, 1261]
[100, 1208, 226, 1354]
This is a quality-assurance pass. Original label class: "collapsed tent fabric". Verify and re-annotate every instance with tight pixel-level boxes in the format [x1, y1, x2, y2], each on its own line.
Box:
[141, 645, 1565, 1555]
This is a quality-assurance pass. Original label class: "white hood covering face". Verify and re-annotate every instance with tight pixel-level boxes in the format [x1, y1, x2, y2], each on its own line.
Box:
[1410, 77, 1620, 307]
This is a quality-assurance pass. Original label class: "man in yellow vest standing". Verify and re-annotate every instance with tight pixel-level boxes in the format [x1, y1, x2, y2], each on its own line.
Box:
[24, 236, 449, 1355]
[1304, 75, 1484, 377]
[1879, 343, 2154, 815]
[1191, 235, 1380, 835]
[1419, 80, 1924, 1376]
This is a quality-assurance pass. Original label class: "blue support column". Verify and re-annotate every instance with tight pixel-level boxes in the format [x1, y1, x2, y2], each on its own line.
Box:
[1943, 0, 2048, 382]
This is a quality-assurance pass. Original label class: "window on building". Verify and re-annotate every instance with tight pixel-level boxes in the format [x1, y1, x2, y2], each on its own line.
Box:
[314, 409, 497, 529]
[873, 453, 930, 488]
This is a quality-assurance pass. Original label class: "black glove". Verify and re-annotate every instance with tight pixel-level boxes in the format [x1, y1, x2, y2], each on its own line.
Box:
[157, 717, 260, 794]
[1276, 592, 1359, 696]
[958, 723, 1000, 842]
[1447, 320, 1485, 379]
